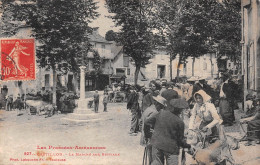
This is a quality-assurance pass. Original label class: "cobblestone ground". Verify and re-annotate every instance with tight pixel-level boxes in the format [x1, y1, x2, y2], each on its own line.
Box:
[0, 102, 259, 165]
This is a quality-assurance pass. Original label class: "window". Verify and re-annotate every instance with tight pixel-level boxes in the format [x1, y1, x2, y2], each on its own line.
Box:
[127, 68, 130, 75]
[45, 74, 50, 87]
[203, 62, 207, 70]
[157, 65, 166, 78]
[101, 44, 106, 49]
[116, 68, 126, 76]
[123, 54, 129, 67]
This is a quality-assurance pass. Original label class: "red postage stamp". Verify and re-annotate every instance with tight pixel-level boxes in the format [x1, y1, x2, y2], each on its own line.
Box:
[1, 38, 36, 81]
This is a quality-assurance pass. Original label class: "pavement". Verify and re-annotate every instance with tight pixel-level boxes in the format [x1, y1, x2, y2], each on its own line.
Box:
[0, 102, 259, 165]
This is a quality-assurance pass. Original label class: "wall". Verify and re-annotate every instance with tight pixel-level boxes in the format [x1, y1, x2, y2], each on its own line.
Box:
[143, 51, 218, 81]
[242, 0, 260, 93]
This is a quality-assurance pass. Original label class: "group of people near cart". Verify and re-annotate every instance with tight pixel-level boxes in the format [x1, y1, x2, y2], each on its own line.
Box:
[126, 72, 259, 165]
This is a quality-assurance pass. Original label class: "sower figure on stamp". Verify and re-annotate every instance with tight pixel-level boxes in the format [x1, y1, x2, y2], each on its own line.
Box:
[7, 41, 30, 77]
[93, 90, 99, 113]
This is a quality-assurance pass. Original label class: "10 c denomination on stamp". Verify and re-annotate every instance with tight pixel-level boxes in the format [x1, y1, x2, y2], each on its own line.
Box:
[0, 38, 36, 81]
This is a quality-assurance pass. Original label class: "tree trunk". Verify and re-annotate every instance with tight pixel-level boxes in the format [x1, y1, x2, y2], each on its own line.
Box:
[170, 55, 173, 81]
[134, 65, 141, 85]
[177, 58, 181, 79]
[52, 65, 57, 105]
[192, 57, 195, 76]
[210, 54, 213, 78]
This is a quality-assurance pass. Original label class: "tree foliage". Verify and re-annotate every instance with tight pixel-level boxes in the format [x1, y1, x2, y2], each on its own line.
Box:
[105, 30, 118, 41]
[6, 0, 99, 73]
[91, 50, 103, 75]
[3, 0, 99, 103]
[154, 0, 241, 77]
[106, 0, 157, 85]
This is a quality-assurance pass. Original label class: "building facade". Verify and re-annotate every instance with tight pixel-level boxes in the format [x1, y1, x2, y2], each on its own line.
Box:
[112, 46, 219, 85]
[241, 0, 260, 96]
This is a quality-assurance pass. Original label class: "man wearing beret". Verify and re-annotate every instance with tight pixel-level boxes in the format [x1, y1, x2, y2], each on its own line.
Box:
[145, 98, 191, 165]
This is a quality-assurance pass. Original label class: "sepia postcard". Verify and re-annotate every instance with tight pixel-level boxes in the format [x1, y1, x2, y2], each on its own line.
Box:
[0, 0, 260, 165]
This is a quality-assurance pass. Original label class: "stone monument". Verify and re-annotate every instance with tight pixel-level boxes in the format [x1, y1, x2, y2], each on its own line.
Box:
[61, 66, 103, 125]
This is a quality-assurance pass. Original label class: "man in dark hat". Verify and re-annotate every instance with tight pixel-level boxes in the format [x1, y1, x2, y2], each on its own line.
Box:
[93, 90, 100, 113]
[142, 81, 161, 112]
[140, 95, 166, 165]
[145, 98, 191, 165]
[127, 86, 140, 136]
[161, 87, 179, 111]
[219, 72, 236, 126]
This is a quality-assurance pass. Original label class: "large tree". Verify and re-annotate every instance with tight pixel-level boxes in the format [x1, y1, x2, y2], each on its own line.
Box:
[106, 0, 156, 85]
[154, 0, 241, 78]
[5, 0, 99, 104]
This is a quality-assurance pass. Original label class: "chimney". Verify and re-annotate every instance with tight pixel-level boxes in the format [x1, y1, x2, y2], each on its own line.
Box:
[93, 27, 99, 35]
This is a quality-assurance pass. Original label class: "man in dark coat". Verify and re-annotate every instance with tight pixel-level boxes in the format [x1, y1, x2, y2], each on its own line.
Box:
[142, 81, 161, 112]
[127, 87, 140, 136]
[219, 73, 236, 126]
[161, 87, 179, 111]
[145, 98, 191, 165]
[93, 90, 99, 113]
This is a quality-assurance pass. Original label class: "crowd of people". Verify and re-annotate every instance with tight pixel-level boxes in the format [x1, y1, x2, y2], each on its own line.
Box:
[0, 86, 79, 117]
[126, 73, 259, 165]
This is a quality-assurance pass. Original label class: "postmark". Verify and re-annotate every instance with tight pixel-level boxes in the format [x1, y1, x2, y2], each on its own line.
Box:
[0, 38, 36, 81]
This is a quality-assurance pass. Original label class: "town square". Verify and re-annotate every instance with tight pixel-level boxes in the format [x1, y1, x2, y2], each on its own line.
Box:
[0, 0, 260, 165]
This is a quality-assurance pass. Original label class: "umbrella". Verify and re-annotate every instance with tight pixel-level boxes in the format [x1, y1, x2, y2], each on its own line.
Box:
[169, 98, 189, 109]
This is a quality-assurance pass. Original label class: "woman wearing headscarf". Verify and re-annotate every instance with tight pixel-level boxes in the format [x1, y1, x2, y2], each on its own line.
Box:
[188, 90, 223, 144]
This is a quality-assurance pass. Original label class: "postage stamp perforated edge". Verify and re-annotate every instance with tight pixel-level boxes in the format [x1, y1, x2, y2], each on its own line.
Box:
[0, 38, 36, 82]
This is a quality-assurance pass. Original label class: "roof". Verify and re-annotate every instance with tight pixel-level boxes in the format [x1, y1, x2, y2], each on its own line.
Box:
[110, 42, 123, 61]
[111, 42, 123, 56]
[87, 51, 114, 60]
[88, 29, 113, 44]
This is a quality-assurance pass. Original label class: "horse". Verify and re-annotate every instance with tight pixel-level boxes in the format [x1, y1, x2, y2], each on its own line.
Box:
[186, 129, 239, 165]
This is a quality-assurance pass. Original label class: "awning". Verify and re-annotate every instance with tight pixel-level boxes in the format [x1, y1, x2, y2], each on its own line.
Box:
[109, 74, 126, 79]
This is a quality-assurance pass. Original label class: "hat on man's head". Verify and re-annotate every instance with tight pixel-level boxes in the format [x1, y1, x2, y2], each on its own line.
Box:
[198, 76, 207, 81]
[187, 76, 198, 82]
[161, 89, 178, 101]
[169, 98, 189, 109]
[153, 95, 166, 105]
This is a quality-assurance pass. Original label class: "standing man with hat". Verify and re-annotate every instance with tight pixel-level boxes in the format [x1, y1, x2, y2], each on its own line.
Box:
[219, 72, 236, 126]
[145, 98, 191, 165]
[127, 86, 140, 136]
[93, 90, 100, 113]
[140, 95, 166, 165]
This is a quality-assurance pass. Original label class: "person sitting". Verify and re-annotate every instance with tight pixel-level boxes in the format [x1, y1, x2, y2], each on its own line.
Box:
[240, 93, 260, 146]
[188, 90, 223, 146]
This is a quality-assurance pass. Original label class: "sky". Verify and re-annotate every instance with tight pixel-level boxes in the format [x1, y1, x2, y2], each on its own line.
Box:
[90, 0, 120, 37]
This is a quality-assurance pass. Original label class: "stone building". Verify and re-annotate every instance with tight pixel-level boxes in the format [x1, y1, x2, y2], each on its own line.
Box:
[241, 0, 260, 97]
